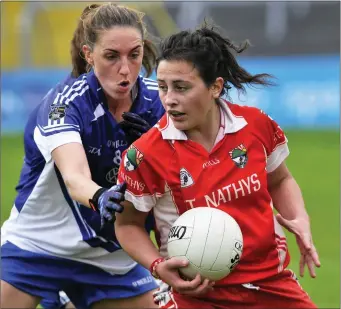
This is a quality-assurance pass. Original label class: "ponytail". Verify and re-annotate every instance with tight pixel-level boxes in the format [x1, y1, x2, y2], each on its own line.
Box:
[70, 4, 100, 78]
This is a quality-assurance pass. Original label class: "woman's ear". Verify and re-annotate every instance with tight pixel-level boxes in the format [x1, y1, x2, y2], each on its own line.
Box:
[211, 77, 224, 98]
[82, 45, 94, 66]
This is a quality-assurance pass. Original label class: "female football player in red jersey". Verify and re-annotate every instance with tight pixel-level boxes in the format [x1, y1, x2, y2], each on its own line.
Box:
[115, 22, 321, 308]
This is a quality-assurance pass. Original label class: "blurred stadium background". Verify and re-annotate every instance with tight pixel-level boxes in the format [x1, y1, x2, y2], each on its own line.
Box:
[1, 1, 340, 307]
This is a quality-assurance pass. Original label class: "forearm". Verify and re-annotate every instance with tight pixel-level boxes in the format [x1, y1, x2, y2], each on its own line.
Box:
[115, 222, 162, 269]
[269, 175, 309, 220]
[64, 173, 101, 207]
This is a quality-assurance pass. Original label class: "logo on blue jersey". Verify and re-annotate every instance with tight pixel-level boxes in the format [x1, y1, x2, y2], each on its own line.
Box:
[124, 145, 144, 172]
[49, 105, 68, 120]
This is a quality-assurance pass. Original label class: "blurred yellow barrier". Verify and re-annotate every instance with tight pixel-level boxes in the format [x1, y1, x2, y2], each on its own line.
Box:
[2, 1, 178, 69]
[1, 2, 25, 69]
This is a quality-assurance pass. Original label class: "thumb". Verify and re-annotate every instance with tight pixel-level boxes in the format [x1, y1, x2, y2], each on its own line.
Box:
[166, 257, 189, 269]
[276, 214, 295, 232]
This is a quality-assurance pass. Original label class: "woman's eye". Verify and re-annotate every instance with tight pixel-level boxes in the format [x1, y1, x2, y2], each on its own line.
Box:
[131, 53, 140, 59]
[106, 54, 117, 60]
[176, 86, 187, 92]
[158, 85, 167, 91]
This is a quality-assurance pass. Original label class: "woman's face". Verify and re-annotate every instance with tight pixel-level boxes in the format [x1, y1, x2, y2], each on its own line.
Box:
[157, 59, 222, 131]
[83, 26, 144, 101]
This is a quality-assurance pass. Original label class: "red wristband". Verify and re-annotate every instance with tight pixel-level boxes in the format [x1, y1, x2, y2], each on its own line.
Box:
[150, 257, 165, 279]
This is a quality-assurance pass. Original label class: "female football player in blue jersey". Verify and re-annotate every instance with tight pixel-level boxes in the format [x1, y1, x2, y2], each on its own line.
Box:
[1, 3, 164, 309]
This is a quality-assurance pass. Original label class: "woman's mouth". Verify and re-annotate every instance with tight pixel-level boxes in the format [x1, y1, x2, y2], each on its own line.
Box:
[168, 110, 186, 120]
[117, 81, 130, 92]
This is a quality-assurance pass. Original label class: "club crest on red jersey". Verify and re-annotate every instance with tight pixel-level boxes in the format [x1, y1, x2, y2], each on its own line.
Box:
[180, 167, 194, 188]
[229, 144, 248, 168]
[124, 145, 144, 171]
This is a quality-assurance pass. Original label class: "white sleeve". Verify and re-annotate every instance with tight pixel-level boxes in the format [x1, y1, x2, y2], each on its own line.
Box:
[34, 127, 82, 162]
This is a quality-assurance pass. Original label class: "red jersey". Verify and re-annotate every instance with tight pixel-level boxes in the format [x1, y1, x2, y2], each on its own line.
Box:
[118, 100, 290, 285]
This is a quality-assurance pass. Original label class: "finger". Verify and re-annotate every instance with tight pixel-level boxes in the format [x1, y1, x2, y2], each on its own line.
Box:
[182, 278, 213, 297]
[301, 233, 312, 252]
[124, 122, 149, 133]
[129, 129, 143, 137]
[122, 112, 149, 126]
[104, 211, 114, 222]
[164, 257, 189, 270]
[275, 214, 295, 233]
[306, 256, 316, 278]
[177, 273, 201, 293]
[119, 182, 127, 193]
[109, 182, 127, 193]
[120, 121, 148, 132]
[299, 254, 306, 277]
[310, 246, 321, 268]
[106, 202, 124, 213]
[108, 192, 125, 203]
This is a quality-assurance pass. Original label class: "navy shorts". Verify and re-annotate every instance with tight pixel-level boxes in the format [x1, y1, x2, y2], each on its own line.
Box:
[40, 291, 70, 309]
[1, 241, 158, 308]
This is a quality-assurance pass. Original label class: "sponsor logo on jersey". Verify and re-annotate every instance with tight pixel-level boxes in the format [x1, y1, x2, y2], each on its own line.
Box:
[88, 146, 101, 156]
[202, 158, 220, 169]
[184, 173, 261, 208]
[124, 145, 144, 171]
[229, 144, 248, 168]
[180, 167, 194, 188]
[48, 105, 68, 120]
[106, 167, 119, 184]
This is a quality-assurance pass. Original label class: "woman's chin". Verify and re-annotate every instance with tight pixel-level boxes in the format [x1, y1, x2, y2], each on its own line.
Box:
[173, 122, 192, 132]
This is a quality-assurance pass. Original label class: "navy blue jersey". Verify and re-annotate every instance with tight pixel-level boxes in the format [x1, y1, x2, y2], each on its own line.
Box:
[1, 70, 163, 273]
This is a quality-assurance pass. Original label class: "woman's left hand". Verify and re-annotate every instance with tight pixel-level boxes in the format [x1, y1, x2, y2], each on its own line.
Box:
[276, 214, 321, 278]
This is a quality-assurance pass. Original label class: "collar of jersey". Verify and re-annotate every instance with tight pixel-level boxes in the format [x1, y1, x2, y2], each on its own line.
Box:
[160, 99, 248, 141]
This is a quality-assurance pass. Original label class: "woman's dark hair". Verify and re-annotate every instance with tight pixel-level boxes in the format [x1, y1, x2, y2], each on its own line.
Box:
[70, 3, 157, 78]
[156, 22, 274, 96]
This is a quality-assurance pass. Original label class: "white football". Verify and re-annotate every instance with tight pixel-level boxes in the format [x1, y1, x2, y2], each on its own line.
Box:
[167, 207, 243, 281]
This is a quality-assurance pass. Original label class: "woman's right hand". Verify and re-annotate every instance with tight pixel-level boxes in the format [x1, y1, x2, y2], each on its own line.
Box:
[155, 257, 215, 297]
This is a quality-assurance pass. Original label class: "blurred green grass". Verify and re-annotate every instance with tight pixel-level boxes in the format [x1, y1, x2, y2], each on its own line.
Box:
[1, 131, 339, 308]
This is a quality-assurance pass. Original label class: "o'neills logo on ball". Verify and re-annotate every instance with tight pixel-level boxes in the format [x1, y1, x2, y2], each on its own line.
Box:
[168, 226, 187, 240]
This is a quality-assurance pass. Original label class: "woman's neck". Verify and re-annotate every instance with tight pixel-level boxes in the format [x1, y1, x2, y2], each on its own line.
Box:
[107, 95, 133, 123]
[185, 102, 221, 153]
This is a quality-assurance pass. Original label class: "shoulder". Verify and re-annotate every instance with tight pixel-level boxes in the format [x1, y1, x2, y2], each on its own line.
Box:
[225, 100, 274, 135]
[226, 101, 268, 123]
[41, 75, 90, 109]
[35, 75, 93, 128]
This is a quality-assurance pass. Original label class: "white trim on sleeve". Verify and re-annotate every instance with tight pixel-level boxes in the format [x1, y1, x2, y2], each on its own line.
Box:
[34, 127, 82, 162]
[124, 190, 156, 212]
[48, 131, 82, 153]
[266, 143, 290, 173]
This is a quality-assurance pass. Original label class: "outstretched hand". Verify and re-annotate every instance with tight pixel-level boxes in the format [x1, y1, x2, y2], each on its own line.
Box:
[97, 183, 126, 228]
[276, 214, 321, 278]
